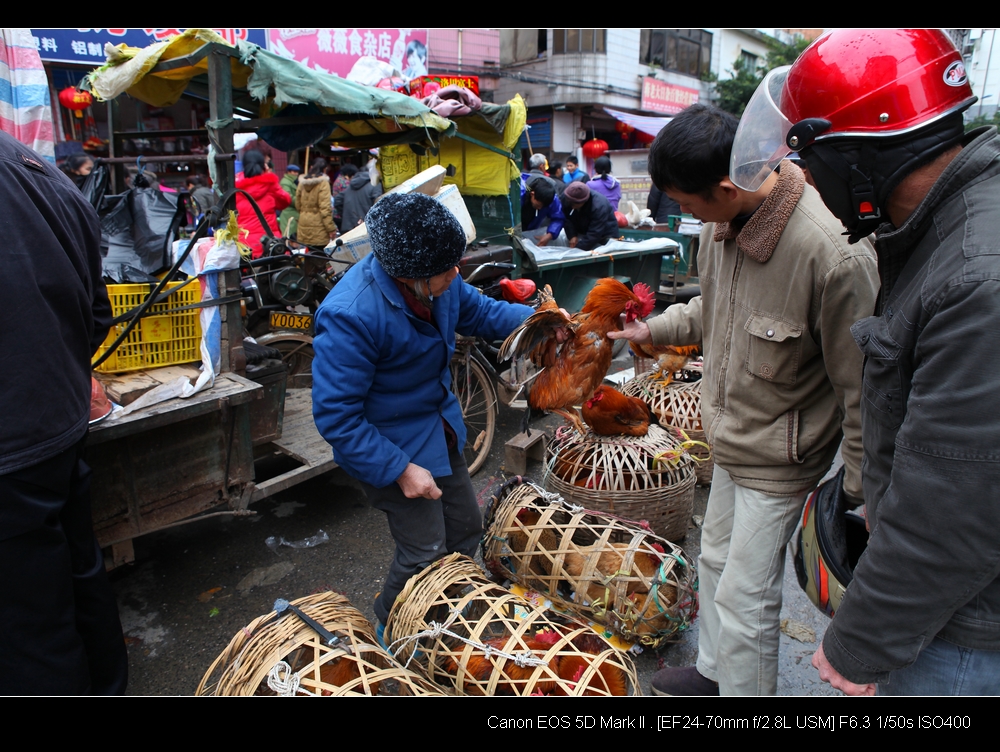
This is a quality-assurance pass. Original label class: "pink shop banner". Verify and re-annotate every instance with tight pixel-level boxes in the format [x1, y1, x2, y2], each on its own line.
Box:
[267, 29, 428, 79]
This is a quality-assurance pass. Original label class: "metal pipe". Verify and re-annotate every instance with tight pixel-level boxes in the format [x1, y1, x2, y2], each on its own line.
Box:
[97, 153, 237, 164]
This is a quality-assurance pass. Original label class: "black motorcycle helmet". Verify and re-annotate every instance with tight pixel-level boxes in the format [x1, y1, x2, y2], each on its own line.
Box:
[792, 466, 868, 617]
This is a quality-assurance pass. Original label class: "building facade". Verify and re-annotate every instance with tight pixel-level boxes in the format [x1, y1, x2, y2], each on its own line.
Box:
[493, 29, 782, 169]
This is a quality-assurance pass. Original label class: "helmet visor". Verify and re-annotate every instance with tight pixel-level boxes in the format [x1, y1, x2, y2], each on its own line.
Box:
[730, 66, 794, 191]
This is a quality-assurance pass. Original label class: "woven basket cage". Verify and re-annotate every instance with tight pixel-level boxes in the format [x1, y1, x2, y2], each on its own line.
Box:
[385, 553, 638, 696]
[542, 422, 696, 541]
[482, 479, 699, 649]
[622, 374, 714, 486]
[196, 592, 442, 696]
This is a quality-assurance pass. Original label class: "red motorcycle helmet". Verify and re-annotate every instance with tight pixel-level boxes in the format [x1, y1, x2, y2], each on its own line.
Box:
[782, 28, 976, 147]
[732, 29, 977, 243]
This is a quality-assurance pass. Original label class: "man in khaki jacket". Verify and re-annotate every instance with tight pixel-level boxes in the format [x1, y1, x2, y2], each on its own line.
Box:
[610, 104, 879, 696]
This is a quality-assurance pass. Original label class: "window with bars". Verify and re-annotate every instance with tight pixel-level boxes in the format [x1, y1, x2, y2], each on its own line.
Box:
[639, 29, 713, 78]
[552, 29, 607, 55]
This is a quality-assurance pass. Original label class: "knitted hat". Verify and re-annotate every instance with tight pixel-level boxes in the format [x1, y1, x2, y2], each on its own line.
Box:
[366, 192, 466, 279]
[286, 164, 302, 172]
[564, 181, 591, 204]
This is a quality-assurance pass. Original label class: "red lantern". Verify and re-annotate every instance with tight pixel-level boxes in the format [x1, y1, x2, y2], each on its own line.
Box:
[582, 138, 608, 159]
[615, 121, 634, 138]
[58, 87, 92, 112]
[635, 130, 655, 145]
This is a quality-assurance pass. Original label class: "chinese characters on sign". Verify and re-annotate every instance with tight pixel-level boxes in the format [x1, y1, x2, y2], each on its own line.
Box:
[640, 77, 700, 116]
[30, 29, 267, 65]
[266, 29, 428, 78]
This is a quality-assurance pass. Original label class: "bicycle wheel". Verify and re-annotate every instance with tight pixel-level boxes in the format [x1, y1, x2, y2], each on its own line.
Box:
[450, 353, 497, 475]
[257, 333, 314, 389]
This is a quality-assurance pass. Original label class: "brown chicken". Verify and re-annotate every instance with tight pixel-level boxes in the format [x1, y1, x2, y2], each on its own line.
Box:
[505, 507, 560, 577]
[626, 588, 679, 639]
[464, 629, 628, 696]
[445, 632, 560, 695]
[500, 279, 657, 434]
[630, 343, 700, 386]
[563, 541, 667, 604]
[581, 385, 653, 437]
[553, 631, 629, 696]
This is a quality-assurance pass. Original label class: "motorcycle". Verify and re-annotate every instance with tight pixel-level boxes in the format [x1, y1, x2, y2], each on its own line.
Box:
[241, 235, 352, 388]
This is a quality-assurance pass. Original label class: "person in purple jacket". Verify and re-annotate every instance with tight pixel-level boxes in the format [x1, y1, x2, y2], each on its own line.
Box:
[589, 155, 622, 211]
[311, 193, 534, 639]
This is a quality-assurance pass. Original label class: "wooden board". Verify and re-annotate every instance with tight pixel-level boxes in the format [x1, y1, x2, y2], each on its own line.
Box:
[96, 364, 203, 406]
[245, 388, 337, 504]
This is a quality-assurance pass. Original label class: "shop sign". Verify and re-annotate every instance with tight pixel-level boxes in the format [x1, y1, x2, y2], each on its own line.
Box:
[266, 29, 428, 79]
[640, 77, 699, 115]
[30, 29, 268, 65]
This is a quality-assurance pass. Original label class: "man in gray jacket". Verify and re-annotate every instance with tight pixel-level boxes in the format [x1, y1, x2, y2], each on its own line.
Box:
[336, 158, 383, 230]
[611, 104, 879, 696]
[737, 28, 1000, 696]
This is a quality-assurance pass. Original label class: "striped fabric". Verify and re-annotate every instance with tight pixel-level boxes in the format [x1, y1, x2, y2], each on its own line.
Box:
[603, 107, 672, 138]
[1, 29, 55, 161]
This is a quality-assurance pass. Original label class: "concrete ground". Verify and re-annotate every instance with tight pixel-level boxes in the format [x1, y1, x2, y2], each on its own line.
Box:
[109, 346, 837, 696]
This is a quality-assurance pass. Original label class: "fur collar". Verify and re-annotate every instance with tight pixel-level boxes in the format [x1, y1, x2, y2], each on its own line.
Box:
[299, 174, 329, 188]
[713, 160, 805, 263]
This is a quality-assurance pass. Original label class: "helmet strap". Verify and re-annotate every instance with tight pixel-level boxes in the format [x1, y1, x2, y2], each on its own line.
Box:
[804, 143, 886, 243]
[849, 142, 882, 223]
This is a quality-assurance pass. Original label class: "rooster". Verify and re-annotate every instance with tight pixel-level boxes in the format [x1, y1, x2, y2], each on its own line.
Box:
[500, 279, 656, 434]
[581, 385, 653, 437]
[630, 343, 700, 386]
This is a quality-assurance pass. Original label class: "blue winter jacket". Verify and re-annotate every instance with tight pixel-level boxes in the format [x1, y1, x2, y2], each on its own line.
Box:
[312, 254, 533, 488]
[520, 175, 565, 237]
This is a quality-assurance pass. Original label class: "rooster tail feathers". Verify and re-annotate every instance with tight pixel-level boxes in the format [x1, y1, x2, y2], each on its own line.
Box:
[499, 308, 573, 363]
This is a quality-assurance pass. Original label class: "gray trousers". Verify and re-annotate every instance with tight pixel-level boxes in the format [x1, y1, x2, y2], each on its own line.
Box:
[696, 465, 809, 695]
[362, 448, 481, 625]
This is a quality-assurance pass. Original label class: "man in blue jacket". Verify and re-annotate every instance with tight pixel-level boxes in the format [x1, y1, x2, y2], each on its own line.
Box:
[312, 193, 534, 634]
[520, 175, 565, 246]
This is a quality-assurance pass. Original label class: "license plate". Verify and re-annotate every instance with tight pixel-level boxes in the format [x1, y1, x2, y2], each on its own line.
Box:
[269, 311, 313, 332]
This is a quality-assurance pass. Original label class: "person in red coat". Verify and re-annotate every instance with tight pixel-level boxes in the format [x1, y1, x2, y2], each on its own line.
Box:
[236, 150, 291, 259]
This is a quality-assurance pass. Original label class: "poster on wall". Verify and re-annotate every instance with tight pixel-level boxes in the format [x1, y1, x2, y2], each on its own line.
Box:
[266, 29, 428, 79]
[29, 29, 269, 65]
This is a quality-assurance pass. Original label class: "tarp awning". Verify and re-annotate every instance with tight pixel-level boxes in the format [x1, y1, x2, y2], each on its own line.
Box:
[85, 29, 454, 152]
[603, 107, 672, 138]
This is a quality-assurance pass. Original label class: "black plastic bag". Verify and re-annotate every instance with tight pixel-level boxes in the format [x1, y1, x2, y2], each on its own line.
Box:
[100, 184, 185, 282]
[79, 161, 110, 210]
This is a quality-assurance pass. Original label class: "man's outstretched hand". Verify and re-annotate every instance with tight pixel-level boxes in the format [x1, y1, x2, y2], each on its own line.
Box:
[607, 317, 651, 345]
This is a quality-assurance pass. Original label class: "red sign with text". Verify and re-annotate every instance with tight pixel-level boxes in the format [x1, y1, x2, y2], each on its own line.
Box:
[640, 77, 700, 115]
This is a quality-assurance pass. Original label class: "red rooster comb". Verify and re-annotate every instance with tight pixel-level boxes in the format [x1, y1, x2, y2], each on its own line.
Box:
[632, 283, 656, 318]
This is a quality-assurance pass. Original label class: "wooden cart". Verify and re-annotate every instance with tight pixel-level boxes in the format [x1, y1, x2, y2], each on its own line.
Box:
[86, 269, 338, 567]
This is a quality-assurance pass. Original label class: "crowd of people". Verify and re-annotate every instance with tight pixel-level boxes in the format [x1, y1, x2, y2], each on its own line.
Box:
[13, 28, 999, 697]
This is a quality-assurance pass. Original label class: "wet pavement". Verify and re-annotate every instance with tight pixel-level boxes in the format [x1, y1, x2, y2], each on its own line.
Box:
[109, 347, 837, 696]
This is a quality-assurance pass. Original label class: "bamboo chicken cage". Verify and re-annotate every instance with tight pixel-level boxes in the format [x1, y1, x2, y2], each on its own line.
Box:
[621, 375, 714, 486]
[385, 553, 638, 696]
[543, 422, 696, 541]
[196, 592, 442, 696]
[482, 478, 699, 649]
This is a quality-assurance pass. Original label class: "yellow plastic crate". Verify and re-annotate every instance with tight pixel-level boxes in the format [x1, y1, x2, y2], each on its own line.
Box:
[93, 282, 203, 373]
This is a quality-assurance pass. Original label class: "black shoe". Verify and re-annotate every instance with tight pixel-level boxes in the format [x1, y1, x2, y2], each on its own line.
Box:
[650, 666, 719, 696]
